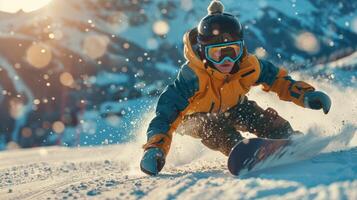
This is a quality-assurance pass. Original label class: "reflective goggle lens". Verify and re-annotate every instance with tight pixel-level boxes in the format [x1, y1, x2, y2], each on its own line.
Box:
[205, 41, 243, 64]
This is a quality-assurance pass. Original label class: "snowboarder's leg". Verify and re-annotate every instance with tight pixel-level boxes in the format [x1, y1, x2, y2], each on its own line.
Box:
[227, 97, 299, 139]
[181, 113, 243, 156]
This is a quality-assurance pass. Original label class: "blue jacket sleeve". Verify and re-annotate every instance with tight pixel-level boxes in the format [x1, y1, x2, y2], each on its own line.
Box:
[146, 64, 199, 140]
[255, 59, 281, 87]
[256, 59, 315, 107]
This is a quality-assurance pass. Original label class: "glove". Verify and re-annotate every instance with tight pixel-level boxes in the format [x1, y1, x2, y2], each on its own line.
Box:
[140, 147, 165, 176]
[303, 91, 331, 114]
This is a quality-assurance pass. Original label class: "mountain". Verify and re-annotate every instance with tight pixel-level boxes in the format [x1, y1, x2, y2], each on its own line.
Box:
[0, 0, 356, 149]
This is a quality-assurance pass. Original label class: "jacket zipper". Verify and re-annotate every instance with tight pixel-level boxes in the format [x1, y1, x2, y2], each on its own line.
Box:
[218, 75, 230, 113]
[218, 88, 222, 113]
[209, 102, 215, 113]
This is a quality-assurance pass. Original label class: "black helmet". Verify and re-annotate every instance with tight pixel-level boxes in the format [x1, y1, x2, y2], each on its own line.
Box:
[197, 1, 243, 45]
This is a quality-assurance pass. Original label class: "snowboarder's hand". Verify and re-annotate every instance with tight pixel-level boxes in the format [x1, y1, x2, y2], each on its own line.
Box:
[140, 147, 165, 176]
[304, 91, 331, 114]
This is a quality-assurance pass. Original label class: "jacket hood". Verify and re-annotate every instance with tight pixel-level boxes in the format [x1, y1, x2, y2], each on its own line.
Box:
[183, 28, 206, 70]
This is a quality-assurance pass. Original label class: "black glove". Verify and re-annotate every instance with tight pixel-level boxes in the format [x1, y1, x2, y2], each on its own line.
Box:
[140, 148, 165, 176]
[303, 91, 331, 114]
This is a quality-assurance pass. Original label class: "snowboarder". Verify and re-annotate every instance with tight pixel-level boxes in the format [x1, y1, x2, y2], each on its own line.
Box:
[140, 0, 331, 175]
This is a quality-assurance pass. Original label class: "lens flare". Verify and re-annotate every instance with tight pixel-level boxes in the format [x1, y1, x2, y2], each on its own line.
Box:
[0, 0, 52, 13]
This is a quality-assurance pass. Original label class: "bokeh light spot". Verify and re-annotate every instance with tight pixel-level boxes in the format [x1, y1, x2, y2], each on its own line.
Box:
[33, 99, 41, 105]
[9, 98, 24, 119]
[60, 72, 74, 87]
[52, 121, 65, 134]
[352, 17, 357, 33]
[295, 32, 320, 54]
[21, 127, 32, 138]
[83, 34, 110, 60]
[181, 0, 193, 11]
[146, 38, 159, 50]
[153, 20, 169, 36]
[255, 47, 267, 58]
[7, 141, 20, 150]
[26, 43, 52, 69]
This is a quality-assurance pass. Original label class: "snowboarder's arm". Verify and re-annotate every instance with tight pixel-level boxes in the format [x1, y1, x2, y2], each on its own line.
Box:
[143, 64, 199, 157]
[255, 59, 315, 107]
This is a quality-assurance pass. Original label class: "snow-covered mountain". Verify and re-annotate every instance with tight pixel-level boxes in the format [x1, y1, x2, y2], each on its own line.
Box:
[0, 0, 356, 149]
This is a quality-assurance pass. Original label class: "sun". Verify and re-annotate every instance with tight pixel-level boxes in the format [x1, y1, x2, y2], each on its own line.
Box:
[0, 0, 52, 13]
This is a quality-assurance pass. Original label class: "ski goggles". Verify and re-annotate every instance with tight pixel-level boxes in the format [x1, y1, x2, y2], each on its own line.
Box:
[204, 40, 244, 65]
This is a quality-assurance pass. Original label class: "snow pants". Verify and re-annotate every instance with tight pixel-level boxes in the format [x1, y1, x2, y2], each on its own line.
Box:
[180, 97, 298, 156]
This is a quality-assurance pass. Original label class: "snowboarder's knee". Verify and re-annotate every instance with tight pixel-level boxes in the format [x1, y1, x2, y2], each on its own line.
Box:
[256, 107, 295, 139]
[200, 127, 243, 156]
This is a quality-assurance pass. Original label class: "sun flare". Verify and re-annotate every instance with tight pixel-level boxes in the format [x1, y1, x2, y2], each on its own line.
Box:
[0, 0, 52, 13]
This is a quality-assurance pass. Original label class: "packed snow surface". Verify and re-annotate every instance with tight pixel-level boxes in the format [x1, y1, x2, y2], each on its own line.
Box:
[0, 136, 356, 199]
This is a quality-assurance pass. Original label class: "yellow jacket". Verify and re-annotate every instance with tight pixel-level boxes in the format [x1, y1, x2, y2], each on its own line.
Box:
[143, 28, 315, 156]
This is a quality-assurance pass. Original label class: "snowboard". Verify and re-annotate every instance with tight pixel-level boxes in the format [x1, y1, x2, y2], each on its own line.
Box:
[227, 138, 291, 176]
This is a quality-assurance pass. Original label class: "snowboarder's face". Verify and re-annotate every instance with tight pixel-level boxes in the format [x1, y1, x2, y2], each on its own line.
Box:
[213, 60, 235, 73]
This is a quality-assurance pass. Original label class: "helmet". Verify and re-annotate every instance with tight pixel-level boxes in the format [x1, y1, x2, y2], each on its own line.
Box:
[197, 1, 243, 45]
[196, 1, 245, 73]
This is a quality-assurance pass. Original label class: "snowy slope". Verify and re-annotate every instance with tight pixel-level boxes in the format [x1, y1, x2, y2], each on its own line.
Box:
[1, 59, 357, 199]
[0, 131, 356, 199]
